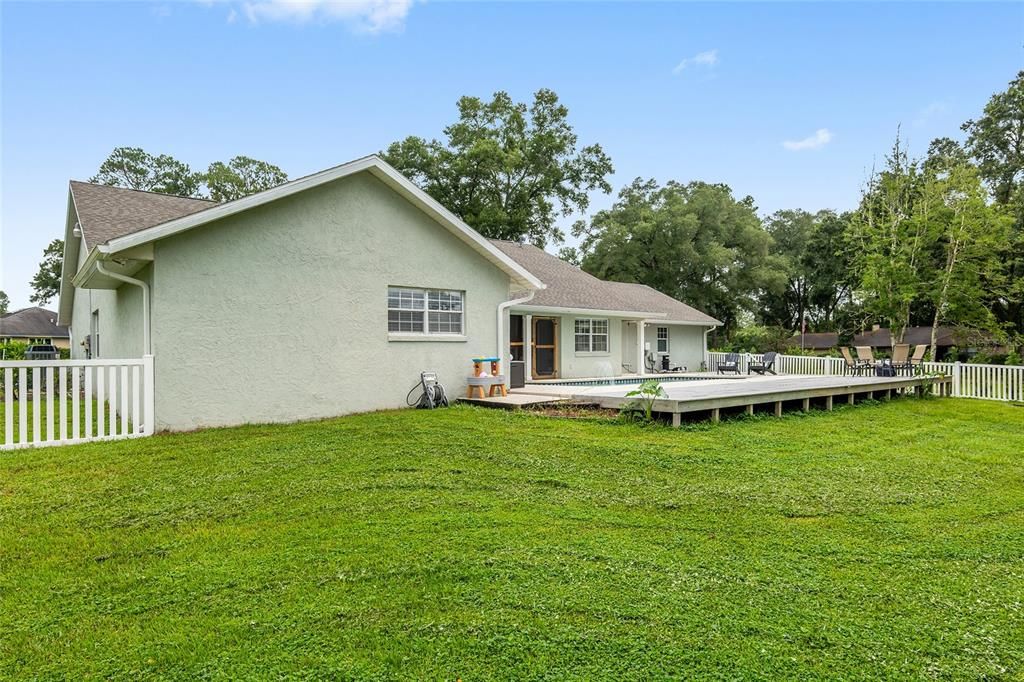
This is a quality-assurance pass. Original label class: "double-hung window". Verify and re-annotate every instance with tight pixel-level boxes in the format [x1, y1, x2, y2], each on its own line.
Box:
[574, 318, 609, 353]
[387, 287, 464, 336]
[657, 327, 669, 354]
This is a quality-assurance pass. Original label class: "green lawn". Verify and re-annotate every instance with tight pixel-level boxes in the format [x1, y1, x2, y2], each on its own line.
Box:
[2, 399, 1022, 679]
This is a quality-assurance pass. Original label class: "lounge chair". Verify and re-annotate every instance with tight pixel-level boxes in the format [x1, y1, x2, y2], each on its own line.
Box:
[748, 351, 777, 375]
[891, 343, 911, 375]
[717, 352, 741, 374]
[841, 347, 871, 376]
[908, 344, 928, 374]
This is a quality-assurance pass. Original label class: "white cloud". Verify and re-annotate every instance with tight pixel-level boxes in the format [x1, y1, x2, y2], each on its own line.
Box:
[672, 49, 718, 75]
[782, 128, 833, 151]
[209, 0, 415, 33]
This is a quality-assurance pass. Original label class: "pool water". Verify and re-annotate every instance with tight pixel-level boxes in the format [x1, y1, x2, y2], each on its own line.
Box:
[529, 375, 718, 388]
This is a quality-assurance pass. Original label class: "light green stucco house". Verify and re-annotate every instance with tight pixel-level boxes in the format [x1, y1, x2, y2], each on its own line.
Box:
[58, 155, 719, 431]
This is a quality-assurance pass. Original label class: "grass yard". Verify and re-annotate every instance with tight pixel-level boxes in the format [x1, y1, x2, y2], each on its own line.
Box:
[2, 398, 1023, 679]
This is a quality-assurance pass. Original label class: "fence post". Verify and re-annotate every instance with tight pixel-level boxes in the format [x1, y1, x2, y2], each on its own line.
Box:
[143, 354, 155, 435]
[952, 361, 962, 398]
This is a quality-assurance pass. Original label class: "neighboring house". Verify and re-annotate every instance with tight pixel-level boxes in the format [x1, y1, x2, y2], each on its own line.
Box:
[57, 155, 719, 431]
[784, 332, 839, 353]
[0, 306, 71, 349]
[784, 325, 1002, 360]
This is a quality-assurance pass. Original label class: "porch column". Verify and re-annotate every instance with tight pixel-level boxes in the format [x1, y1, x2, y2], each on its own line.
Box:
[524, 314, 533, 380]
[636, 322, 646, 376]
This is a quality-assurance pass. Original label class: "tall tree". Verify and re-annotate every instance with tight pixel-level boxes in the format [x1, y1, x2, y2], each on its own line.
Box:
[804, 211, 857, 330]
[850, 135, 929, 343]
[918, 149, 1009, 358]
[0, 290, 9, 315]
[29, 239, 64, 306]
[761, 209, 814, 331]
[574, 178, 785, 334]
[91, 147, 288, 202]
[963, 71, 1024, 205]
[760, 209, 856, 333]
[382, 89, 614, 246]
[962, 71, 1024, 339]
[90, 147, 204, 197]
[205, 156, 288, 202]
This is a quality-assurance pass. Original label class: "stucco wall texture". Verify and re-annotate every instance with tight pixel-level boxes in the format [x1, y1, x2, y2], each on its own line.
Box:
[146, 172, 511, 430]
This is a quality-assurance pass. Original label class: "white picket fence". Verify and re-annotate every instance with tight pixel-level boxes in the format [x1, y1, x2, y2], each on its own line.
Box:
[705, 351, 1024, 402]
[1, 356, 154, 450]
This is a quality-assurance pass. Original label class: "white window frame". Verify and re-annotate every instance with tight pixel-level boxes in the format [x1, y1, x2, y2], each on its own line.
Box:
[656, 327, 669, 355]
[387, 287, 465, 338]
[574, 318, 609, 355]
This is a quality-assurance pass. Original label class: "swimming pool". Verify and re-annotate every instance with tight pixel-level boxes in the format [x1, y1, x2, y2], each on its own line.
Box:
[528, 375, 722, 388]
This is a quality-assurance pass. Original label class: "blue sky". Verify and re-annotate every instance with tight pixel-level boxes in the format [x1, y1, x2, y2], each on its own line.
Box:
[2, 1, 1021, 309]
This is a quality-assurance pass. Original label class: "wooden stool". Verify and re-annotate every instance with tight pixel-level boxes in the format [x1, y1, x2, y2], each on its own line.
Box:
[466, 375, 507, 398]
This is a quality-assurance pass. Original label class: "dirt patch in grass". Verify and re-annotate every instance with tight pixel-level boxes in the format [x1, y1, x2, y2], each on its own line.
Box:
[524, 401, 620, 420]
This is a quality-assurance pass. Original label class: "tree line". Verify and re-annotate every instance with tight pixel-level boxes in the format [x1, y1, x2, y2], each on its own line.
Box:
[13, 75, 1023, 362]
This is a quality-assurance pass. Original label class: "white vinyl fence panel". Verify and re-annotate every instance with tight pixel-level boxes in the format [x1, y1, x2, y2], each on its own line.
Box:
[1, 356, 154, 451]
[704, 351, 1023, 402]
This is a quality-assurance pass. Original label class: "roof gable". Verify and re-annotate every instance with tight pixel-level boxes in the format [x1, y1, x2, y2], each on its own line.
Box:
[66, 156, 543, 292]
[69, 182, 215, 247]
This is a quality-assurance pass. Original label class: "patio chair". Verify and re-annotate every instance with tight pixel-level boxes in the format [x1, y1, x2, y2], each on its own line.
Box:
[717, 352, 741, 375]
[840, 347, 870, 376]
[908, 344, 928, 374]
[891, 343, 911, 375]
[747, 352, 777, 375]
[855, 346, 876, 367]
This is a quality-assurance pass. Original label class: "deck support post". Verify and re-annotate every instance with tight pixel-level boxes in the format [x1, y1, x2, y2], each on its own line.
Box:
[774, 401, 782, 417]
[884, 389, 891, 401]
[745, 404, 754, 416]
[825, 395, 833, 411]
[672, 412, 681, 428]
[801, 398, 810, 412]
[848, 393, 855, 405]
[710, 408, 720, 423]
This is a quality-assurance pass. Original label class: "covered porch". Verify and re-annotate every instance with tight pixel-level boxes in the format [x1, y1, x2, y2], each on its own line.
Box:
[505, 306, 714, 388]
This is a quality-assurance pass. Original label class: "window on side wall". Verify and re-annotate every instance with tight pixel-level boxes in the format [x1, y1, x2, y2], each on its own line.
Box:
[387, 287, 464, 336]
[574, 318, 609, 353]
[657, 327, 669, 354]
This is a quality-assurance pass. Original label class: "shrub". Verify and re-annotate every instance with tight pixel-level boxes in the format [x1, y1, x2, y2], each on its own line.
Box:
[621, 380, 667, 423]
[0, 341, 28, 360]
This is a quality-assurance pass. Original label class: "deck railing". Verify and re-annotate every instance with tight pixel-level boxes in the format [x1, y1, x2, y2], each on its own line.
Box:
[704, 351, 1023, 402]
[1, 356, 155, 450]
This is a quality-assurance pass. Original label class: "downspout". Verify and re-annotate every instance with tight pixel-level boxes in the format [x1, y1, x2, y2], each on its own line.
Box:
[497, 290, 536, 381]
[96, 262, 151, 356]
[703, 325, 716, 372]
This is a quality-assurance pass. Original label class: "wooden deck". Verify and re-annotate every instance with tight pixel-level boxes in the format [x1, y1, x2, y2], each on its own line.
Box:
[473, 374, 949, 424]
[459, 392, 565, 409]
[564, 373, 951, 425]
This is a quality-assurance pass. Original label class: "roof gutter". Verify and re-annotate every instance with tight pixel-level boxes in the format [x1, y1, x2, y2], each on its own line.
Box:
[513, 304, 668, 319]
[95, 261, 151, 356]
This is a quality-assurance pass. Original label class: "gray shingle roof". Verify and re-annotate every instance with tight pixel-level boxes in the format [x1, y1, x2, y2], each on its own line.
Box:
[785, 332, 839, 349]
[0, 307, 70, 338]
[490, 240, 720, 325]
[70, 181, 215, 247]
